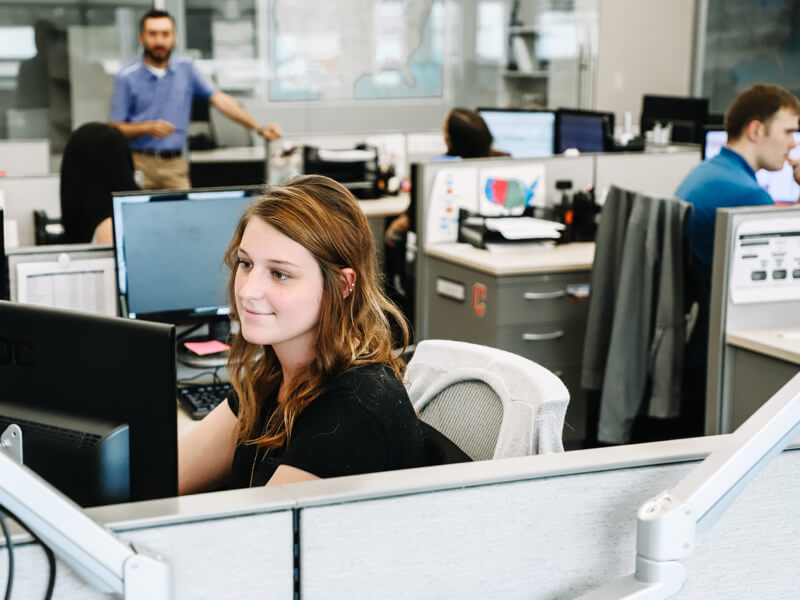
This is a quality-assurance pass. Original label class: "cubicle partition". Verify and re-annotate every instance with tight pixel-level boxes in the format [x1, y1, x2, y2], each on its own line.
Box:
[593, 147, 703, 200]
[707, 204, 800, 434]
[0, 139, 51, 177]
[0, 174, 60, 247]
[411, 148, 700, 446]
[3, 435, 800, 598]
[190, 129, 445, 189]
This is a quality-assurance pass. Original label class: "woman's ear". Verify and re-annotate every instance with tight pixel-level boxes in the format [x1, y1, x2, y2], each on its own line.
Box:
[340, 268, 357, 299]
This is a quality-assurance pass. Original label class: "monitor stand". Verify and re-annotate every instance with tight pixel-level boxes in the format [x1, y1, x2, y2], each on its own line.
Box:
[176, 320, 231, 368]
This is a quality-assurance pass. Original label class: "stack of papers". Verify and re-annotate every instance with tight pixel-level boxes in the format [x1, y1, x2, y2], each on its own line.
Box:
[483, 217, 565, 240]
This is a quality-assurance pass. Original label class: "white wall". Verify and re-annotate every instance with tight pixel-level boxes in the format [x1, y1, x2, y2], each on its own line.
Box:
[595, 0, 696, 127]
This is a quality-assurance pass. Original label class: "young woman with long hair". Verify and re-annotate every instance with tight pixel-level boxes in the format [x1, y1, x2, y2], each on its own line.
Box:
[178, 175, 426, 492]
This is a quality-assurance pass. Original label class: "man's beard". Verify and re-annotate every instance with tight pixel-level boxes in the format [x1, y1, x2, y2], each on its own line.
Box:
[144, 46, 172, 65]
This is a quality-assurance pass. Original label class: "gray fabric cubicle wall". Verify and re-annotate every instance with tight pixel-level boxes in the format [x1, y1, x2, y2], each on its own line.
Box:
[3, 435, 800, 598]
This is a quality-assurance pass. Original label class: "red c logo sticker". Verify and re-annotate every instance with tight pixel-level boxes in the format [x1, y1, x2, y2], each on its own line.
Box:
[473, 283, 487, 317]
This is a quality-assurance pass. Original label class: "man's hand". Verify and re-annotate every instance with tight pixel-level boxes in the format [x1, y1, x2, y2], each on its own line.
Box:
[257, 124, 282, 141]
[790, 156, 800, 185]
[149, 119, 176, 138]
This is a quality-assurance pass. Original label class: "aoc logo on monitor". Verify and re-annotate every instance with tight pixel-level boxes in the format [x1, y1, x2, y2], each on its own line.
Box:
[0, 338, 33, 367]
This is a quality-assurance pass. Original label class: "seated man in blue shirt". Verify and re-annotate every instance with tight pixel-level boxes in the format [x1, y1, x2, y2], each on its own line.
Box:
[675, 83, 800, 435]
[109, 9, 281, 190]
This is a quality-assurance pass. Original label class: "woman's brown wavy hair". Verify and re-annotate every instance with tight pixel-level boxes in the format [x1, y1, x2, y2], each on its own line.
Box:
[223, 174, 409, 449]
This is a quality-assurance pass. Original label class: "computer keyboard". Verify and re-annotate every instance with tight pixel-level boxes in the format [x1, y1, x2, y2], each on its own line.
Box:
[178, 382, 232, 420]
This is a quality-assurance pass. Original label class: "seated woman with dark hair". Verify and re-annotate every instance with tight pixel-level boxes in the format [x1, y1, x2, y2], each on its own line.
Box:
[383, 108, 507, 327]
[60, 122, 139, 243]
[384, 107, 505, 245]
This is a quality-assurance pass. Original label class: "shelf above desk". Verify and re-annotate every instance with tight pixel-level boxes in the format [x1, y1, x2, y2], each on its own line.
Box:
[425, 241, 594, 277]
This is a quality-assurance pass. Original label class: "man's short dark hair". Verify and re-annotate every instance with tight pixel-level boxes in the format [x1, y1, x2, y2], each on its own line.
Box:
[140, 9, 174, 32]
[725, 83, 800, 141]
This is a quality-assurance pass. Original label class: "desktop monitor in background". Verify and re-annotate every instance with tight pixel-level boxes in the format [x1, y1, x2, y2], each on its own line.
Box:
[0, 301, 177, 506]
[702, 127, 800, 204]
[0, 209, 7, 301]
[112, 186, 262, 363]
[640, 94, 709, 144]
[555, 109, 614, 153]
[6, 243, 116, 315]
[477, 108, 556, 158]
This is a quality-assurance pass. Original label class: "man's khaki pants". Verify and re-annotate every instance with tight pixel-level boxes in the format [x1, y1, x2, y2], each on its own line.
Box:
[133, 153, 191, 190]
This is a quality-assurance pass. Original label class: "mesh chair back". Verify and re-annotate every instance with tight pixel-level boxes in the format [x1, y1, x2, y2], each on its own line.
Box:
[418, 379, 503, 461]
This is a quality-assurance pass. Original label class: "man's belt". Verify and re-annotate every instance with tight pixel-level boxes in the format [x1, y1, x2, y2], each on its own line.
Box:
[133, 149, 182, 159]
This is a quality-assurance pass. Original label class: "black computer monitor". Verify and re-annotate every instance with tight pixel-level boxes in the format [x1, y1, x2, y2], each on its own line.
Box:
[302, 145, 380, 199]
[0, 209, 7, 301]
[555, 108, 614, 153]
[112, 185, 261, 333]
[0, 301, 176, 506]
[702, 126, 800, 204]
[640, 94, 709, 144]
[477, 108, 556, 158]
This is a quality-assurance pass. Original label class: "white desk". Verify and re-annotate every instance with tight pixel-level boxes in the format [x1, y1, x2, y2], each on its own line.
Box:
[424, 241, 594, 276]
[725, 327, 800, 429]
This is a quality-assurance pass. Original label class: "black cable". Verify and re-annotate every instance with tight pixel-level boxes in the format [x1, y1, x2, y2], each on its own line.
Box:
[0, 505, 56, 600]
[0, 508, 13, 600]
[175, 323, 206, 343]
[177, 365, 224, 388]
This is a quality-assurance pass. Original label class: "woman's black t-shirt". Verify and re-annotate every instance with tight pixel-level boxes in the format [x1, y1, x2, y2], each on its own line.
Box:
[227, 363, 427, 487]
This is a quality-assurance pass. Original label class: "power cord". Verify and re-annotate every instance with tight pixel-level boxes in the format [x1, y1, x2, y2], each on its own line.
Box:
[0, 509, 13, 600]
[0, 505, 56, 600]
[177, 365, 223, 387]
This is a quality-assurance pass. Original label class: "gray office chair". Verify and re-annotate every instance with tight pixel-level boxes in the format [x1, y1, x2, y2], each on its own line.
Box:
[405, 340, 569, 461]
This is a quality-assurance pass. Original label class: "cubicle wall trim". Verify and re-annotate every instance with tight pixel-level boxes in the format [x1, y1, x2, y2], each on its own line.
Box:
[73, 434, 730, 535]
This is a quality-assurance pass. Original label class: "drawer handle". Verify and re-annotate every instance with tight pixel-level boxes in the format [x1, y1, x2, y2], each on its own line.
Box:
[524, 290, 566, 300]
[522, 331, 564, 342]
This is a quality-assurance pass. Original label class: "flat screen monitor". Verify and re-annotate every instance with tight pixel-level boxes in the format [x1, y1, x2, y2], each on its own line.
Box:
[6, 243, 116, 315]
[0, 209, 7, 301]
[477, 108, 556, 158]
[702, 127, 800, 204]
[112, 186, 262, 325]
[555, 109, 614, 153]
[0, 301, 176, 506]
[641, 94, 709, 144]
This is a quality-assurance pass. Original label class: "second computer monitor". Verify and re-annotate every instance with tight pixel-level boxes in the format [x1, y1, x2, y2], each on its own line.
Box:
[555, 109, 614, 153]
[702, 127, 800, 204]
[112, 186, 262, 324]
[477, 108, 555, 158]
[641, 94, 709, 144]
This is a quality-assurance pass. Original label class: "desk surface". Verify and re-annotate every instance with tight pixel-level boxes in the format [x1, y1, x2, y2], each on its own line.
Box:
[726, 328, 800, 365]
[358, 193, 408, 218]
[425, 242, 595, 276]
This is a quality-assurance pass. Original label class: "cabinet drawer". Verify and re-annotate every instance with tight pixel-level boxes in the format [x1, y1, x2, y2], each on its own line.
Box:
[496, 276, 590, 326]
[496, 320, 587, 367]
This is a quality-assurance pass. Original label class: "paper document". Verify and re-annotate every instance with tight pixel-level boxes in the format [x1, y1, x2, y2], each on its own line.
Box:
[484, 217, 564, 240]
[16, 257, 117, 316]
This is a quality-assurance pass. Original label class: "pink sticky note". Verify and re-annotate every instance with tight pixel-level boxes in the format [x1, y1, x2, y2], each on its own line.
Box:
[184, 340, 230, 356]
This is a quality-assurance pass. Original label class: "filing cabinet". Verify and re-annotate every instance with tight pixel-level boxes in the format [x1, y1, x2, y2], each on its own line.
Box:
[424, 255, 591, 448]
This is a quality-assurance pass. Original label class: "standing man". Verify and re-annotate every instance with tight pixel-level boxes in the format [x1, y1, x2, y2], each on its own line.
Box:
[675, 83, 800, 435]
[110, 9, 280, 190]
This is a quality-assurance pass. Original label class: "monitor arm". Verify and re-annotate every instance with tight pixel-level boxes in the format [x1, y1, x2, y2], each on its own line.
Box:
[0, 427, 173, 599]
[579, 371, 800, 599]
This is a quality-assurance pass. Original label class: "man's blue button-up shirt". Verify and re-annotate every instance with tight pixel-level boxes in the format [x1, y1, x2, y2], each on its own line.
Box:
[110, 56, 216, 152]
